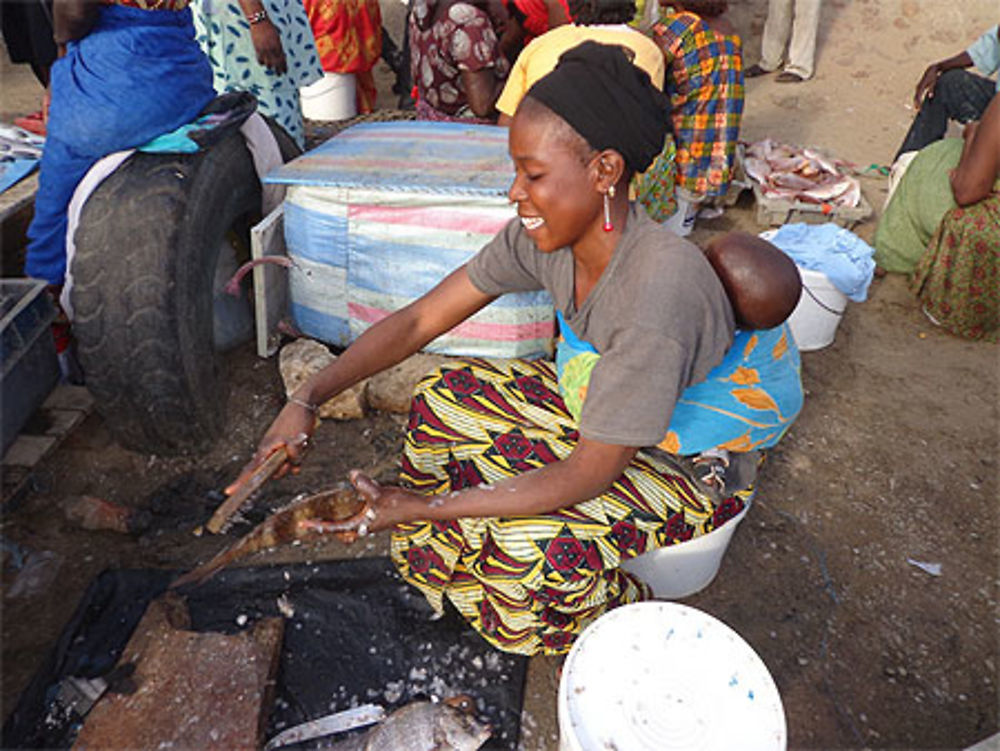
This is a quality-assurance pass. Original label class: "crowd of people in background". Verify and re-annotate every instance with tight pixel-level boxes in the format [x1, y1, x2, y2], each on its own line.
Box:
[0, 0, 996, 343]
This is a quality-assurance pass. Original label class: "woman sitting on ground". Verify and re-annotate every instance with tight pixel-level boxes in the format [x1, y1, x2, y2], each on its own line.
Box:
[638, 0, 744, 236]
[409, 0, 511, 122]
[234, 42, 802, 655]
[874, 93, 999, 342]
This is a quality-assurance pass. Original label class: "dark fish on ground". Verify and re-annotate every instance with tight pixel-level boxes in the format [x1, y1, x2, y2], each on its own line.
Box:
[327, 696, 491, 751]
[170, 485, 370, 588]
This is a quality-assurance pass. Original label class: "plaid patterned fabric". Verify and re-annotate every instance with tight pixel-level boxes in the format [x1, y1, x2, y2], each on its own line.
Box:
[652, 10, 744, 199]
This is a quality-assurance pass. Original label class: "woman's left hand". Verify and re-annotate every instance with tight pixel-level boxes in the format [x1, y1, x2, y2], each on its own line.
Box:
[348, 469, 425, 534]
[250, 20, 288, 74]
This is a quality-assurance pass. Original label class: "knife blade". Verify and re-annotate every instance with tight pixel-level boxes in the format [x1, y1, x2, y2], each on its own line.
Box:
[264, 703, 386, 751]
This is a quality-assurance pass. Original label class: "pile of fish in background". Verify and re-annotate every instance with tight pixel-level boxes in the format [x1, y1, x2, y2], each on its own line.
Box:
[0, 123, 44, 193]
[0, 123, 43, 162]
[744, 138, 862, 207]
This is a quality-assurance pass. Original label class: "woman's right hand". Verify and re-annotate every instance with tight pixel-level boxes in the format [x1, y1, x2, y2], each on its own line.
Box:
[224, 401, 317, 494]
[250, 20, 288, 74]
[913, 63, 940, 110]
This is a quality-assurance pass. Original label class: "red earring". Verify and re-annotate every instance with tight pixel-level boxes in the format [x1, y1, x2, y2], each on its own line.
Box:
[602, 185, 616, 232]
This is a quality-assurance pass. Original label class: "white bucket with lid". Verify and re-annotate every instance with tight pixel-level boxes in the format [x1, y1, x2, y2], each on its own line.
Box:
[300, 72, 357, 121]
[786, 266, 848, 351]
[558, 601, 786, 751]
[620, 503, 749, 599]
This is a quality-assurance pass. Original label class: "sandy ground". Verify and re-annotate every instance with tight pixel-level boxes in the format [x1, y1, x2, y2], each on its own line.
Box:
[2, 1, 999, 749]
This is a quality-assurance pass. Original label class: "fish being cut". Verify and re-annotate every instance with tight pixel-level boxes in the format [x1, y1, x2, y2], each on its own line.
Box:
[170, 485, 372, 589]
[326, 696, 491, 751]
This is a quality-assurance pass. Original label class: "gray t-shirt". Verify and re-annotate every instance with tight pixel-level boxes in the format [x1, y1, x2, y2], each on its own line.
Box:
[467, 204, 734, 446]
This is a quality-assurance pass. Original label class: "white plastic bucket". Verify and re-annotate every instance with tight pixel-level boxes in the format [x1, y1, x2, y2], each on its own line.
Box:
[786, 266, 848, 351]
[620, 503, 749, 599]
[558, 602, 786, 751]
[300, 72, 357, 121]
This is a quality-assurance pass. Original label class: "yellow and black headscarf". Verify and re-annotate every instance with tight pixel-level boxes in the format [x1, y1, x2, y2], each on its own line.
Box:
[526, 41, 671, 174]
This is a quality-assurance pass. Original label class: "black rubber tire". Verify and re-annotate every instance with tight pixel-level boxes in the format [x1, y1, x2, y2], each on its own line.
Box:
[71, 122, 299, 455]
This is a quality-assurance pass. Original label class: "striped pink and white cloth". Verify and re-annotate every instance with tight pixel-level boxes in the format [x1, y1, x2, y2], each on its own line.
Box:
[266, 121, 555, 358]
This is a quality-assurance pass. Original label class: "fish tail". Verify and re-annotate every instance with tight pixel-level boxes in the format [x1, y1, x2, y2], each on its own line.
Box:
[169, 486, 364, 588]
[169, 522, 280, 589]
[168, 545, 241, 589]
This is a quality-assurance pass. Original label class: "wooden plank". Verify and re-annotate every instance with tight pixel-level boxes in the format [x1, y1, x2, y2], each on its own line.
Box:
[0, 173, 38, 227]
[41, 408, 88, 438]
[72, 593, 284, 751]
[250, 203, 288, 359]
[2, 383, 95, 506]
[41, 384, 94, 411]
[2, 434, 57, 468]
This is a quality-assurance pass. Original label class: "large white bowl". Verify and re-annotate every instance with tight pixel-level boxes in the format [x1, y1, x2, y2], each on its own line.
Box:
[620, 503, 750, 599]
[559, 601, 786, 751]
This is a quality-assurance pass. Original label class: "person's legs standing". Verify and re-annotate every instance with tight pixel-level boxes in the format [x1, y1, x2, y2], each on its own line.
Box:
[758, 0, 793, 73]
[895, 69, 996, 159]
[396, 0, 414, 108]
[783, 0, 821, 79]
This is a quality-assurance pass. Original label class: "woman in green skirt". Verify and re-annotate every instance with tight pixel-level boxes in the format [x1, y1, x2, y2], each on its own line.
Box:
[875, 93, 999, 342]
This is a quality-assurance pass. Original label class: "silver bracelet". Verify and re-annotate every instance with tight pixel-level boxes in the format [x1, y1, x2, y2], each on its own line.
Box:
[288, 396, 318, 414]
[247, 9, 268, 24]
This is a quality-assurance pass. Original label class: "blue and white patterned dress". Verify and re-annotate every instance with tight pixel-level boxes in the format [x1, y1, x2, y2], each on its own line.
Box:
[192, 0, 323, 147]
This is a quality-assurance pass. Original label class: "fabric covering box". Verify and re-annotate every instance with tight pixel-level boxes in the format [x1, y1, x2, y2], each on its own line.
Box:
[265, 121, 555, 358]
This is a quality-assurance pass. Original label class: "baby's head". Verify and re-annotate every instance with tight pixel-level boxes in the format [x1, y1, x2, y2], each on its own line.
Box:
[704, 232, 802, 330]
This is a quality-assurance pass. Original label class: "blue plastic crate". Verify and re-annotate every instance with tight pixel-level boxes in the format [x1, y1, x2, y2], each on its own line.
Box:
[1, 279, 59, 456]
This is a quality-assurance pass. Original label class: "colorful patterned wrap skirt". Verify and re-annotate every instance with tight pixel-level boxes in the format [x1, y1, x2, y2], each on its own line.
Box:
[390, 358, 753, 655]
[910, 194, 999, 342]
